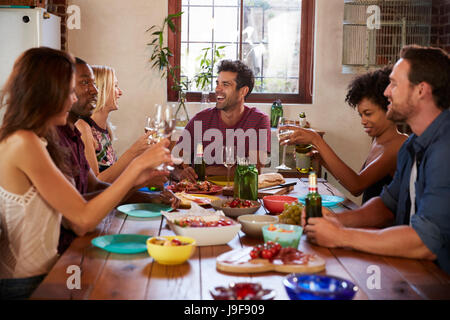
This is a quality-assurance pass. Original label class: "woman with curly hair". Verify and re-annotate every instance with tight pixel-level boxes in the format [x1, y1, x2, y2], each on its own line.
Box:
[281, 67, 408, 203]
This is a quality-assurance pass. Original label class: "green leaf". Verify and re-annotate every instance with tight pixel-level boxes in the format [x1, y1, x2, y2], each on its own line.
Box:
[151, 60, 160, 69]
[146, 25, 156, 32]
[167, 20, 176, 32]
[168, 11, 183, 19]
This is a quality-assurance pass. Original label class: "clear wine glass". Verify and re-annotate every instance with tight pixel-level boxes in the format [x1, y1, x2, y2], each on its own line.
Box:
[145, 116, 158, 145]
[222, 145, 236, 189]
[150, 104, 179, 171]
[276, 117, 293, 170]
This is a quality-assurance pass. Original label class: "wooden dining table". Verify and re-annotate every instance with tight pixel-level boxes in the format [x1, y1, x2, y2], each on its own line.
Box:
[30, 178, 450, 300]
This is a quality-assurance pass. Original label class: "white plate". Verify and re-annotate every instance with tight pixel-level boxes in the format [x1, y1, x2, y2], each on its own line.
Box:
[167, 221, 241, 246]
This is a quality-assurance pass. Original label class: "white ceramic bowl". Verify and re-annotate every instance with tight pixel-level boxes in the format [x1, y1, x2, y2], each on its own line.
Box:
[167, 221, 242, 246]
[237, 214, 279, 238]
[211, 199, 261, 218]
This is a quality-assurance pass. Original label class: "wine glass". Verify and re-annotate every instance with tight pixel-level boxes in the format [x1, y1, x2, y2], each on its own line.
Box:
[222, 145, 236, 189]
[149, 104, 179, 171]
[145, 116, 158, 144]
[276, 117, 293, 170]
[154, 104, 175, 140]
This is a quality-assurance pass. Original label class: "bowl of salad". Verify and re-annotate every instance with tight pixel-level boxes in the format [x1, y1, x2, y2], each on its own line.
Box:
[211, 198, 261, 217]
[146, 236, 196, 265]
[163, 203, 242, 246]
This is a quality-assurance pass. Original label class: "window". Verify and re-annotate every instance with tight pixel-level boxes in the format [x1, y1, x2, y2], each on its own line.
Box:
[168, 0, 315, 103]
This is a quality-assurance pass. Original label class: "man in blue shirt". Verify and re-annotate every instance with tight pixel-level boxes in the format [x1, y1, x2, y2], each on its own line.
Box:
[304, 45, 450, 274]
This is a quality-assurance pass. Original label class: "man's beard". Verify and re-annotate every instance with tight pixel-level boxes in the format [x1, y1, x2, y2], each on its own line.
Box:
[216, 97, 238, 112]
[386, 96, 415, 123]
[71, 100, 94, 118]
[216, 102, 232, 112]
[386, 105, 407, 122]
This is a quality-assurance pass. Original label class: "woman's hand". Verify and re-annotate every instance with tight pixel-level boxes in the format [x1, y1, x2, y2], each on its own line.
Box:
[128, 131, 154, 157]
[140, 139, 172, 169]
[280, 126, 320, 146]
[131, 140, 172, 187]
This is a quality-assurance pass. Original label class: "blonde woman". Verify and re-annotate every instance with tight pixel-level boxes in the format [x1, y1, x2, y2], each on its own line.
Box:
[75, 65, 152, 183]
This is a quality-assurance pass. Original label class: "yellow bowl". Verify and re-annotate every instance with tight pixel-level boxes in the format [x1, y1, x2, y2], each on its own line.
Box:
[146, 236, 196, 265]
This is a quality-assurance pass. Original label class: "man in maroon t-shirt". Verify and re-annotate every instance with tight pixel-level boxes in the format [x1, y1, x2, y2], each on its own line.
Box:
[173, 60, 271, 181]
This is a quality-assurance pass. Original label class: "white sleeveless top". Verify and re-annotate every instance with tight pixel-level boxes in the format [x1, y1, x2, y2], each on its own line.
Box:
[0, 185, 62, 278]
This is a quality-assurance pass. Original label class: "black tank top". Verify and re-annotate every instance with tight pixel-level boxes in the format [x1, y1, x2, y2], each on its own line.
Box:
[362, 174, 393, 204]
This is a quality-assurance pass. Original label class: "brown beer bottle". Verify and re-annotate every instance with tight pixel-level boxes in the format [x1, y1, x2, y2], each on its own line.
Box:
[305, 171, 322, 223]
[194, 143, 206, 181]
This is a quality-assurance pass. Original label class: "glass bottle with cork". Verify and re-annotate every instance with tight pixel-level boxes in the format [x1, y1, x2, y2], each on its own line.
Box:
[305, 171, 322, 223]
[194, 142, 206, 181]
[295, 112, 312, 174]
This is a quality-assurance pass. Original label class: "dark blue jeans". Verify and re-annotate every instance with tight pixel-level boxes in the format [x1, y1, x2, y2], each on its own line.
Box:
[0, 274, 46, 300]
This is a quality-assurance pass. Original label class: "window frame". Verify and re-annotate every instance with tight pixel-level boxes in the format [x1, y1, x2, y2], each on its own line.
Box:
[167, 0, 315, 104]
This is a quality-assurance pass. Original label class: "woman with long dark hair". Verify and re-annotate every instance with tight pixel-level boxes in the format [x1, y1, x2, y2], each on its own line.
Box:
[0, 47, 171, 299]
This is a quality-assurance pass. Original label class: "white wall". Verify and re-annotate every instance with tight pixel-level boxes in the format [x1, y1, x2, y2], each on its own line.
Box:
[68, 0, 372, 204]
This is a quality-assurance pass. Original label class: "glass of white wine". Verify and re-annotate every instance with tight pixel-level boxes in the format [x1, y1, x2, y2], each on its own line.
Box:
[222, 145, 236, 189]
[276, 117, 293, 170]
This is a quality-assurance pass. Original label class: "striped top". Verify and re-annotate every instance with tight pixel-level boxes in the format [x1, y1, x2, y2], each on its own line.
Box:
[177, 106, 271, 164]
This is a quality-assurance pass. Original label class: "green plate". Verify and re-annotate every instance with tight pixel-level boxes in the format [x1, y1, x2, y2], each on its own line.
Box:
[91, 234, 150, 254]
[116, 203, 172, 218]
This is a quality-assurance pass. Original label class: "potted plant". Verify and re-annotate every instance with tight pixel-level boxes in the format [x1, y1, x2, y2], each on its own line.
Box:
[193, 44, 226, 110]
[146, 11, 190, 126]
[146, 13, 226, 124]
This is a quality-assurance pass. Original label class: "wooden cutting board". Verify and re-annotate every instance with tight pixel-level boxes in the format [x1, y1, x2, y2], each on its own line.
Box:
[258, 185, 294, 197]
[216, 247, 326, 274]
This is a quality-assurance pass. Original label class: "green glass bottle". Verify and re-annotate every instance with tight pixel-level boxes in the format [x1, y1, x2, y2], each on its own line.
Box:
[194, 143, 206, 181]
[305, 172, 322, 222]
[233, 159, 258, 200]
[270, 99, 283, 128]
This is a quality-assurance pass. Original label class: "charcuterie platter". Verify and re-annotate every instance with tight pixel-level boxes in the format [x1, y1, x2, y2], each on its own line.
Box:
[168, 180, 222, 194]
[216, 246, 325, 274]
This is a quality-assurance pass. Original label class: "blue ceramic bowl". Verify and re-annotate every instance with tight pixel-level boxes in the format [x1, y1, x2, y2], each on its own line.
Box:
[283, 274, 358, 300]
